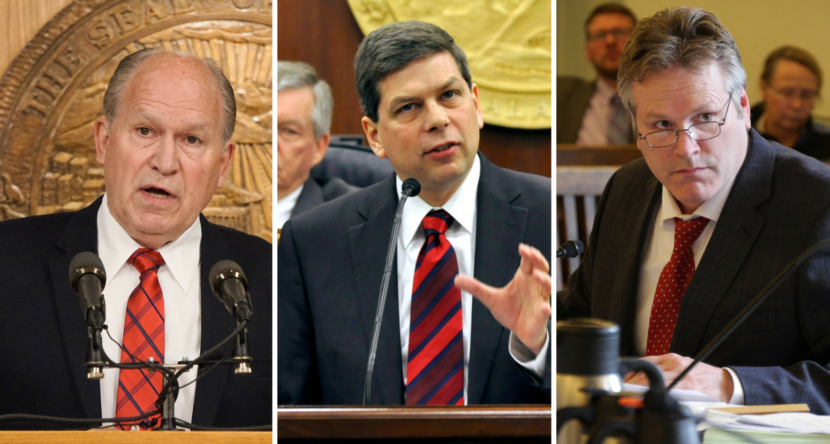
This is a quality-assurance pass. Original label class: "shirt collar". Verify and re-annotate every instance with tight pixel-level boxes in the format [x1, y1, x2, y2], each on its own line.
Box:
[97, 193, 202, 292]
[398, 154, 480, 249]
[658, 169, 739, 224]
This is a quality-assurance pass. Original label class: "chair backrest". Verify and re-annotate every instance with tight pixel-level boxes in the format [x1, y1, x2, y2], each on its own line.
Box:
[556, 166, 618, 291]
[310, 135, 395, 188]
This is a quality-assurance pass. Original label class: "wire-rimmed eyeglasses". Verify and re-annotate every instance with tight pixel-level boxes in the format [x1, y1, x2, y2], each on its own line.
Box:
[629, 92, 734, 148]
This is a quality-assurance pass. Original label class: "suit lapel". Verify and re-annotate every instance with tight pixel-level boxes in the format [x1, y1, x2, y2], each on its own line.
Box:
[292, 177, 324, 217]
[672, 132, 771, 356]
[50, 198, 103, 418]
[467, 157, 527, 404]
[606, 171, 662, 356]
[349, 175, 404, 404]
[191, 215, 237, 424]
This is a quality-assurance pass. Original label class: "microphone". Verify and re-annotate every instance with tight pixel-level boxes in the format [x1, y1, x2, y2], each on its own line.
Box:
[68, 252, 107, 330]
[364, 178, 421, 405]
[557, 240, 584, 258]
[209, 260, 254, 374]
[68, 252, 107, 379]
[209, 260, 252, 323]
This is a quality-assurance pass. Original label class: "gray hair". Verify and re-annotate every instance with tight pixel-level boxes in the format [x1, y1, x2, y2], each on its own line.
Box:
[354, 21, 472, 123]
[103, 48, 237, 142]
[618, 7, 746, 117]
[277, 61, 333, 138]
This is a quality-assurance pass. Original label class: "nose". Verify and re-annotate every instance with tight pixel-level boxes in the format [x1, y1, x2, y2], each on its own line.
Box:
[423, 100, 450, 132]
[150, 134, 178, 175]
[673, 130, 700, 158]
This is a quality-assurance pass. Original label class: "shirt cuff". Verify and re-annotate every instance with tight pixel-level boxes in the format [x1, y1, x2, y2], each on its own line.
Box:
[724, 367, 745, 405]
[508, 330, 549, 378]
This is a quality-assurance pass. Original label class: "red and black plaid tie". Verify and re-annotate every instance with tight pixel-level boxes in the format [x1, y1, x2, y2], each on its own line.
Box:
[406, 209, 464, 405]
[115, 249, 165, 430]
[646, 217, 709, 356]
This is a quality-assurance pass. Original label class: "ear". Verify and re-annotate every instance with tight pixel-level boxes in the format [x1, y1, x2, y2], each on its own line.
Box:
[362, 116, 386, 158]
[311, 133, 330, 166]
[216, 140, 236, 188]
[739, 89, 752, 130]
[94, 117, 110, 165]
[471, 83, 484, 129]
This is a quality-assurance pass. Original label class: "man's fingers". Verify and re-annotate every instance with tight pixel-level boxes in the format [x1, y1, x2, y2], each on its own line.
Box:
[519, 244, 550, 274]
[533, 269, 552, 295]
[454, 274, 500, 308]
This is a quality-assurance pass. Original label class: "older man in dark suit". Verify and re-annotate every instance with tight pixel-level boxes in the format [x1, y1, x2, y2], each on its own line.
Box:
[558, 7, 830, 414]
[278, 21, 552, 405]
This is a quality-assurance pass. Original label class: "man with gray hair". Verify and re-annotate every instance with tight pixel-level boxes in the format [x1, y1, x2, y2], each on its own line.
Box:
[0, 48, 271, 429]
[559, 7, 830, 413]
[277, 61, 355, 230]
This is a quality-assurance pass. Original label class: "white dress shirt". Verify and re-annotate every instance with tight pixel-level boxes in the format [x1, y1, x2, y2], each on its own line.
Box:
[576, 79, 618, 146]
[97, 194, 202, 423]
[635, 175, 745, 404]
[395, 155, 549, 404]
[277, 183, 304, 230]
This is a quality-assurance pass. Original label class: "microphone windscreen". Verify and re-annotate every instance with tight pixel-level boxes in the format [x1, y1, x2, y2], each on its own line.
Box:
[402, 178, 421, 197]
[68, 251, 105, 289]
[209, 260, 248, 298]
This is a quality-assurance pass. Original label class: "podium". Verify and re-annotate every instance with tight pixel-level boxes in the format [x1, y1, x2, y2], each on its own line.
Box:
[0, 431, 272, 443]
[278, 405, 551, 443]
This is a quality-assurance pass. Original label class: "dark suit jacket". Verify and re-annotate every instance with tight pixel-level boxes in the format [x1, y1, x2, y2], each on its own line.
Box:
[290, 175, 357, 220]
[558, 129, 830, 414]
[278, 154, 551, 405]
[0, 198, 272, 429]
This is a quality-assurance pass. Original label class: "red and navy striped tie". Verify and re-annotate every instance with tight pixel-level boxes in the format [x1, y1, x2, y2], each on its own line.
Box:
[115, 249, 165, 430]
[406, 209, 464, 405]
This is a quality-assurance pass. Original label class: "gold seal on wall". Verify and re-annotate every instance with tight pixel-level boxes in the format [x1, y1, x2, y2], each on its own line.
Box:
[0, 0, 273, 242]
[347, 0, 551, 129]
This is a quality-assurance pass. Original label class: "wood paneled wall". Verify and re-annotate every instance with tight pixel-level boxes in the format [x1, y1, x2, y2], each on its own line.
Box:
[277, 0, 552, 178]
[0, 0, 74, 77]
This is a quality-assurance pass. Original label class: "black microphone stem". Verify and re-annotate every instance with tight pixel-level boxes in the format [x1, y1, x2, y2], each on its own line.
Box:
[363, 186, 415, 405]
[668, 237, 830, 392]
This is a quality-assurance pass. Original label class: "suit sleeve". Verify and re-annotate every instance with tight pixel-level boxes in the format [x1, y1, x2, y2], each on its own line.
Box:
[277, 220, 321, 405]
[732, 202, 830, 414]
[556, 169, 618, 320]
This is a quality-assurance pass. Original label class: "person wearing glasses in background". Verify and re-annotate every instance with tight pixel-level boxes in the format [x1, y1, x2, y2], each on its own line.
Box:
[557, 3, 637, 145]
[558, 7, 830, 414]
[751, 46, 830, 160]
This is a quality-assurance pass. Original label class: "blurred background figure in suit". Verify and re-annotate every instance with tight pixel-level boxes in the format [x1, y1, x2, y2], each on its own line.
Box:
[557, 3, 637, 145]
[277, 61, 356, 230]
[751, 45, 830, 160]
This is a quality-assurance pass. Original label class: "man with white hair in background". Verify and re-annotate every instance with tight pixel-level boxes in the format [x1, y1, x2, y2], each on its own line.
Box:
[277, 61, 355, 230]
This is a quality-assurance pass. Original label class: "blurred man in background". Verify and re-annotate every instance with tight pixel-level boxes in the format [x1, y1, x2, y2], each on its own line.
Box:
[557, 3, 637, 145]
[277, 61, 355, 230]
[751, 46, 830, 160]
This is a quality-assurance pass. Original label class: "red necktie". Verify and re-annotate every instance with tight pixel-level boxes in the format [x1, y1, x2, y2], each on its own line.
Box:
[115, 249, 165, 430]
[646, 217, 709, 356]
[406, 210, 464, 405]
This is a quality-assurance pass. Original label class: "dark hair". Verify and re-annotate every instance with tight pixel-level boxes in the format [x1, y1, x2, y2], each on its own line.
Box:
[585, 3, 637, 36]
[354, 21, 472, 123]
[761, 45, 823, 95]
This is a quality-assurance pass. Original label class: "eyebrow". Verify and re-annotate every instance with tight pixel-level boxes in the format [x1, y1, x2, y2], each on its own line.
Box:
[387, 78, 464, 114]
[642, 101, 720, 120]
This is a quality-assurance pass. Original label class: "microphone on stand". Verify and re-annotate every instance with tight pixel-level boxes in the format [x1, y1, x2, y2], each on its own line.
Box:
[209, 260, 254, 374]
[557, 240, 584, 258]
[363, 178, 420, 405]
[68, 252, 107, 379]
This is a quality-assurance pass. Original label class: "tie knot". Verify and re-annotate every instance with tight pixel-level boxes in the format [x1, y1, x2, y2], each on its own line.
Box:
[422, 209, 454, 236]
[129, 249, 165, 274]
[673, 217, 709, 250]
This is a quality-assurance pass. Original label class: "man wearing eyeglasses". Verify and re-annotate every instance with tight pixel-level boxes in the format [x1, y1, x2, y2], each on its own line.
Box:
[557, 3, 637, 145]
[751, 46, 830, 160]
[559, 7, 830, 414]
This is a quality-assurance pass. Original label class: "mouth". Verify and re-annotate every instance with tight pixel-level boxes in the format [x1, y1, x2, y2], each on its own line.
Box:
[425, 142, 459, 155]
[673, 167, 707, 176]
[142, 186, 174, 199]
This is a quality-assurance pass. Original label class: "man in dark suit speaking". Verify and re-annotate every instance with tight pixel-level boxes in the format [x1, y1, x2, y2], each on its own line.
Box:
[559, 7, 830, 414]
[0, 49, 271, 429]
[278, 21, 552, 405]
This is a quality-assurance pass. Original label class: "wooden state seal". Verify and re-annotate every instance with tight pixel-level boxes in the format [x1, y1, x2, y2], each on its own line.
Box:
[347, 0, 551, 130]
[0, 0, 273, 242]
